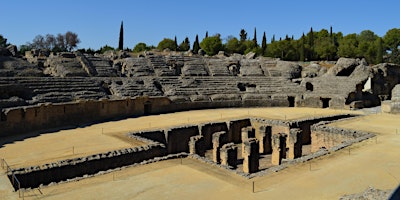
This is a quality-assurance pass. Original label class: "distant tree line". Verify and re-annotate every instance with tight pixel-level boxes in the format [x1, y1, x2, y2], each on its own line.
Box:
[19, 31, 80, 54]
[127, 27, 400, 65]
[4, 26, 400, 64]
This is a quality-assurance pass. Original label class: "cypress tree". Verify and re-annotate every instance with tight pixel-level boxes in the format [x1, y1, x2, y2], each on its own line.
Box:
[174, 36, 178, 51]
[118, 21, 124, 50]
[253, 27, 258, 47]
[300, 33, 305, 62]
[193, 34, 200, 53]
[376, 38, 384, 63]
[261, 31, 267, 56]
[271, 35, 275, 43]
[205, 31, 208, 38]
[308, 27, 314, 60]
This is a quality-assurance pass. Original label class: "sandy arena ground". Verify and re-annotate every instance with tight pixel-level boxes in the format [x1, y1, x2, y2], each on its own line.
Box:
[1, 107, 399, 199]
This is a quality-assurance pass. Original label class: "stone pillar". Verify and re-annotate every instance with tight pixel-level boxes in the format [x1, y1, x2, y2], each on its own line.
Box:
[220, 143, 238, 168]
[243, 138, 259, 174]
[241, 126, 255, 157]
[189, 135, 205, 157]
[287, 128, 303, 159]
[271, 133, 287, 165]
[212, 131, 227, 163]
[259, 126, 272, 154]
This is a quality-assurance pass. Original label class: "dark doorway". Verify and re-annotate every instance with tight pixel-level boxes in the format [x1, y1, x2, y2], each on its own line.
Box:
[321, 98, 331, 108]
[264, 126, 272, 154]
[288, 96, 295, 107]
[306, 82, 314, 91]
[144, 101, 152, 115]
[279, 134, 287, 159]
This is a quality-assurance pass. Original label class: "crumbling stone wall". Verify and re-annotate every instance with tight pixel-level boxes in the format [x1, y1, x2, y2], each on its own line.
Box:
[242, 138, 259, 173]
[189, 135, 205, 156]
[166, 126, 199, 154]
[220, 143, 237, 168]
[212, 131, 227, 163]
[382, 84, 400, 114]
[310, 121, 372, 152]
[11, 135, 167, 189]
[0, 97, 171, 137]
[200, 122, 228, 150]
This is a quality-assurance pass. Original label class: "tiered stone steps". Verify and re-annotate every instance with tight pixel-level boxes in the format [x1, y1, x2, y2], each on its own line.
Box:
[122, 57, 154, 77]
[147, 55, 176, 76]
[84, 54, 117, 77]
[109, 78, 163, 97]
[2, 77, 108, 104]
[181, 56, 208, 76]
[205, 58, 231, 76]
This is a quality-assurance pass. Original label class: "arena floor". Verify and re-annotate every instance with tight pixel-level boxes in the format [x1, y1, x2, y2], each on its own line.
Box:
[1, 107, 399, 199]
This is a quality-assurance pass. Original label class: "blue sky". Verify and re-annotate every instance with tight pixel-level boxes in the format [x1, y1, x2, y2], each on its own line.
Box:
[1, 0, 399, 50]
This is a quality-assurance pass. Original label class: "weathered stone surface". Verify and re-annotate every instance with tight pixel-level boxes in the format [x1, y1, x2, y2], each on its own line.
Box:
[6, 45, 18, 57]
[242, 138, 259, 173]
[326, 58, 363, 76]
[189, 135, 205, 156]
[220, 143, 237, 168]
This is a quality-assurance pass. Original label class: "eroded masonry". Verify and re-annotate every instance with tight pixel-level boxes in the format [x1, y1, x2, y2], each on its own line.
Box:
[0, 47, 399, 190]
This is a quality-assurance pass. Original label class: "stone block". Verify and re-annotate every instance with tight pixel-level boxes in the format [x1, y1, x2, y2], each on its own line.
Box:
[220, 143, 237, 168]
[288, 128, 302, 159]
[189, 135, 205, 157]
[271, 133, 287, 165]
[212, 131, 227, 163]
[243, 138, 259, 174]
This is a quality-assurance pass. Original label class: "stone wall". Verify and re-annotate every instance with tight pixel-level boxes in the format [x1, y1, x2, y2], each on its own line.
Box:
[382, 84, 400, 114]
[310, 120, 373, 152]
[10, 134, 167, 189]
[166, 126, 199, 154]
[0, 97, 171, 137]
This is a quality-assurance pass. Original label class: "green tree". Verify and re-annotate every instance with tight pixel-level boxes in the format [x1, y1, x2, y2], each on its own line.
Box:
[118, 21, 124, 50]
[299, 33, 305, 61]
[315, 37, 336, 60]
[193, 34, 200, 53]
[157, 38, 177, 51]
[0, 35, 7, 47]
[261, 31, 267, 56]
[357, 30, 378, 63]
[200, 35, 223, 56]
[225, 36, 245, 54]
[133, 42, 150, 53]
[243, 40, 258, 55]
[19, 44, 32, 55]
[253, 27, 258, 47]
[97, 45, 115, 54]
[240, 29, 247, 42]
[337, 33, 358, 58]
[174, 36, 178, 51]
[376, 38, 384, 63]
[205, 31, 208, 38]
[383, 28, 400, 63]
[178, 37, 190, 51]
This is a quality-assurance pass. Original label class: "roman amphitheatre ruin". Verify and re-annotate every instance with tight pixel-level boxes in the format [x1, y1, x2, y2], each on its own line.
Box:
[1, 47, 400, 199]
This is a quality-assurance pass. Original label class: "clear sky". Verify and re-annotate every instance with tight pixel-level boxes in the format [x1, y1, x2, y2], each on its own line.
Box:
[1, 0, 399, 50]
